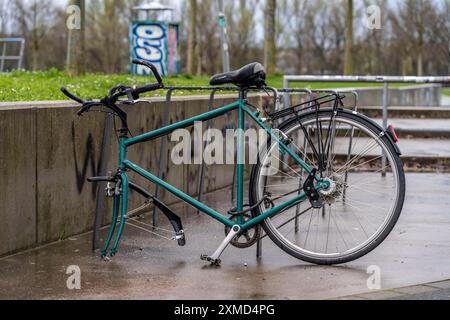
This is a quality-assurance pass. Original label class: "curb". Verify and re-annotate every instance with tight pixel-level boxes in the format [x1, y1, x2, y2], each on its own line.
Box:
[333, 279, 450, 300]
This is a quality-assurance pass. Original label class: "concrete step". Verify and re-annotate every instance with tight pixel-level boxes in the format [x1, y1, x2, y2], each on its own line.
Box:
[396, 139, 450, 173]
[373, 118, 450, 138]
[328, 137, 450, 159]
[358, 106, 450, 119]
[299, 136, 450, 173]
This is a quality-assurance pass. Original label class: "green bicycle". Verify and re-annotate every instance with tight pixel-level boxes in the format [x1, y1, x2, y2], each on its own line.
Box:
[62, 60, 405, 266]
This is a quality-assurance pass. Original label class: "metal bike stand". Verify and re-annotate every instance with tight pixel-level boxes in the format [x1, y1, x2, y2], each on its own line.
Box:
[309, 89, 359, 202]
[92, 112, 114, 250]
[280, 89, 314, 236]
[293, 89, 359, 203]
[381, 83, 389, 177]
[153, 89, 174, 227]
[151, 86, 276, 260]
[253, 88, 358, 258]
[153, 86, 239, 225]
[197, 89, 218, 213]
[254, 88, 312, 258]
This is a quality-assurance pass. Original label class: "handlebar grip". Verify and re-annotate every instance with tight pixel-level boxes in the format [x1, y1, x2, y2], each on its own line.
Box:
[131, 83, 162, 96]
[132, 59, 163, 84]
[61, 87, 85, 104]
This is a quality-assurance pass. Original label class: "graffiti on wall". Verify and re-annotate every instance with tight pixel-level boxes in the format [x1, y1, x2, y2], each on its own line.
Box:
[130, 22, 180, 76]
[167, 24, 180, 75]
[71, 123, 99, 199]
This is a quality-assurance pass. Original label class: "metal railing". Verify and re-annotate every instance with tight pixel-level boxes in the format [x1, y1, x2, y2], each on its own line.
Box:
[284, 75, 450, 129]
[284, 75, 450, 175]
[0, 38, 25, 72]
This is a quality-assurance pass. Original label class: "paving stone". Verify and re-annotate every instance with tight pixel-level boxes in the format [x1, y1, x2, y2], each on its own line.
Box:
[392, 285, 437, 295]
[427, 280, 450, 289]
[355, 290, 407, 300]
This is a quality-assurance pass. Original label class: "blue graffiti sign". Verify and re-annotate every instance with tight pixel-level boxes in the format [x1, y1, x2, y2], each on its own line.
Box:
[130, 21, 180, 76]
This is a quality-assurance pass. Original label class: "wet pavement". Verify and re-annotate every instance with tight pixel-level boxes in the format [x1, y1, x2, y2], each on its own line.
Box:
[0, 172, 449, 300]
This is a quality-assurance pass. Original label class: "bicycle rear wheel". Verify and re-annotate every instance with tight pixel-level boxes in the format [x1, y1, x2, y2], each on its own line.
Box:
[250, 108, 405, 265]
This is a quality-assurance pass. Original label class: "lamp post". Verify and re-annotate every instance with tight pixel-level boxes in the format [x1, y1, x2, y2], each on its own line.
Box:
[66, 0, 85, 76]
[217, 0, 230, 73]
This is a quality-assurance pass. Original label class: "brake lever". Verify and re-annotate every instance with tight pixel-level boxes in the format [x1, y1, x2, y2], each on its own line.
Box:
[119, 88, 148, 105]
[76, 106, 88, 116]
[76, 100, 98, 116]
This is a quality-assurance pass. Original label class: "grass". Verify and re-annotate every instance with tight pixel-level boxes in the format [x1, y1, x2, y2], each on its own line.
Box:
[0, 68, 420, 102]
[443, 88, 450, 97]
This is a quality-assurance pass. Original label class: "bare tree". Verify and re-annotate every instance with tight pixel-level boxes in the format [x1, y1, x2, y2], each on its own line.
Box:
[195, 0, 220, 75]
[0, 0, 13, 35]
[390, 0, 435, 76]
[226, 0, 260, 68]
[433, 0, 450, 75]
[12, 0, 56, 71]
[187, 0, 197, 75]
[264, 0, 277, 74]
[85, 0, 128, 74]
[344, 0, 353, 75]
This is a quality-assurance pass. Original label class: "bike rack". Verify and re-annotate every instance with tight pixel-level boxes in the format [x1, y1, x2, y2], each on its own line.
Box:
[253, 88, 359, 258]
[153, 86, 239, 226]
[92, 86, 359, 259]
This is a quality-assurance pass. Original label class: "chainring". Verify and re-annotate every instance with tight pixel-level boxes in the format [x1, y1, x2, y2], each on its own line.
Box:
[224, 213, 260, 249]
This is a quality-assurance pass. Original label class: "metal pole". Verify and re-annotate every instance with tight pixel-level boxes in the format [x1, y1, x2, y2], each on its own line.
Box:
[153, 90, 173, 227]
[218, 0, 230, 73]
[381, 82, 389, 176]
[0, 42, 6, 72]
[283, 77, 291, 109]
[92, 113, 114, 250]
[197, 90, 217, 212]
[256, 226, 262, 258]
[18, 39, 25, 70]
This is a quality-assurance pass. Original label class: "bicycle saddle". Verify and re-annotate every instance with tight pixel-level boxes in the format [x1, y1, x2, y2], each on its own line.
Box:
[209, 62, 266, 88]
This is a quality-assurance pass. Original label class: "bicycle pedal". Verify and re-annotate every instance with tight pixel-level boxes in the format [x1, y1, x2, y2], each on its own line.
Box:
[200, 254, 221, 266]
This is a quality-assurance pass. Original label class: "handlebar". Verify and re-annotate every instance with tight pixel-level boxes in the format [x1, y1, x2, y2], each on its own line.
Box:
[61, 60, 164, 116]
[61, 87, 85, 104]
[132, 59, 163, 85]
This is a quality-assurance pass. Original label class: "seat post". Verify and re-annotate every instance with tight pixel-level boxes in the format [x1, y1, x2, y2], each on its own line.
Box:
[239, 89, 247, 101]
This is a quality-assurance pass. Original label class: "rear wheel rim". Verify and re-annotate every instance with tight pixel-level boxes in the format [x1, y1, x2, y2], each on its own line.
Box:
[255, 114, 401, 261]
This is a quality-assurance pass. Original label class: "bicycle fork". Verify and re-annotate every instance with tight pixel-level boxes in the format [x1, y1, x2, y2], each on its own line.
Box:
[100, 172, 129, 258]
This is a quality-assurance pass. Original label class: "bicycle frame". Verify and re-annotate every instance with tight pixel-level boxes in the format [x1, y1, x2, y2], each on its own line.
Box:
[105, 95, 327, 255]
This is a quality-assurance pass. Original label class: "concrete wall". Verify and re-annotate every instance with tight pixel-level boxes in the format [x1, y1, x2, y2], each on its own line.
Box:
[0, 95, 258, 257]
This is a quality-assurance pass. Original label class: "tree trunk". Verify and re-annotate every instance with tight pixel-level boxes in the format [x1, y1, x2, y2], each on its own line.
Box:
[187, 0, 197, 75]
[66, 0, 85, 76]
[417, 0, 424, 76]
[344, 0, 353, 75]
[32, 27, 39, 71]
[264, 0, 276, 74]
